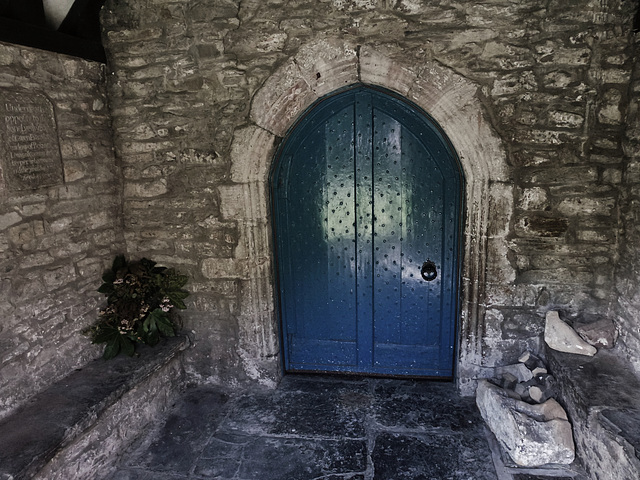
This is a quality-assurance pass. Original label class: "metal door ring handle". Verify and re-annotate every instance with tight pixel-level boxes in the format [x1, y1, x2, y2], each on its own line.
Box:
[421, 261, 437, 281]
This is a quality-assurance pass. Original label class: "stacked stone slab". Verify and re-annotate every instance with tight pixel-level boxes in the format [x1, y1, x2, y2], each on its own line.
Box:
[481, 310, 623, 470]
[544, 310, 618, 356]
[477, 350, 574, 467]
[494, 351, 557, 405]
[476, 379, 575, 467]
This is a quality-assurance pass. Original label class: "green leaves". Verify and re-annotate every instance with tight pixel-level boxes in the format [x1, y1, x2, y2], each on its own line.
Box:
[88, 255, 189, 359]
[167, 289, 189, 310]
[157, 269, 189, 309]
[142, 308, 176, 346]
[103, 334, 135, 360]
[90, 324, 136, 360]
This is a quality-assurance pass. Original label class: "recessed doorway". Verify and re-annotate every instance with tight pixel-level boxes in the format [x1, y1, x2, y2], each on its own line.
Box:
[271, 85, 464, 377]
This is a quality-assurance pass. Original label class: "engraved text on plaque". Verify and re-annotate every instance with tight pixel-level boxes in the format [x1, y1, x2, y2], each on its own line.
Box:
[0, 91, 63, 191]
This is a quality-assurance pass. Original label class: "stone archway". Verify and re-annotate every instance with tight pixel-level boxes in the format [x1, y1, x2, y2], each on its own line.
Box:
[228, 38, 512, 394]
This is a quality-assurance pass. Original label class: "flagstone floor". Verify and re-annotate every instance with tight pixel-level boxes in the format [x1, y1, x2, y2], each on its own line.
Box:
[109, 375, 585, 480]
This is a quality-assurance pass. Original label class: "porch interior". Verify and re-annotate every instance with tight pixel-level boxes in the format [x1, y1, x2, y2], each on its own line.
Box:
[2, 1, 640, 479]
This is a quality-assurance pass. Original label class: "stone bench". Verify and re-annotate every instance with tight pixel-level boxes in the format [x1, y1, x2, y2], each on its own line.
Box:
[546, 346, 640, 480]
[0, 336, 188, 480]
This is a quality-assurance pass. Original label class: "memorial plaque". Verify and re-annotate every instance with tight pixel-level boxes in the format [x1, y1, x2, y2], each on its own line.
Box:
[0, 90, 63, 191]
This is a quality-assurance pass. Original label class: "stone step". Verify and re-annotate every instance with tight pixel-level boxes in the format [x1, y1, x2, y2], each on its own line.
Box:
[0, 336, 187, 480]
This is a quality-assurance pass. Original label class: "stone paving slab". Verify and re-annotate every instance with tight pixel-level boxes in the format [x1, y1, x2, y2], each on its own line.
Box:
[370, 379, 482, 432]
[217, 377, 369, 439]
[110, 375, 498, 480]
[128, 388, 230, 473]
[197, 434, 368, 479]
[372, 432, 495, 480]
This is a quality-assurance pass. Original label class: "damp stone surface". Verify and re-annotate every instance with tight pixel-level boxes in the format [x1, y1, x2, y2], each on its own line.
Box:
[110, 375, 499, 480]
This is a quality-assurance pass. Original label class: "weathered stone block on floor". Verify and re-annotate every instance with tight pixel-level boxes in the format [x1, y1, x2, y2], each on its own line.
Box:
[476, 379, 575, 467]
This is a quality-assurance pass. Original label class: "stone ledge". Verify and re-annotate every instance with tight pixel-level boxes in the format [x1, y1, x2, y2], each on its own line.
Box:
[546, 346, 640, 480]
[0, 336, 188, 480]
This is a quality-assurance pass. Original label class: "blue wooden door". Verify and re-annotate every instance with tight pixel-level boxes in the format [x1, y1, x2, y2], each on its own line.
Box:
[272, 86, 462, 377]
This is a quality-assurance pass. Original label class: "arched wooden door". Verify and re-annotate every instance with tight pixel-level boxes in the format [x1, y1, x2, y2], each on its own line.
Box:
[271, 86, 463, 377]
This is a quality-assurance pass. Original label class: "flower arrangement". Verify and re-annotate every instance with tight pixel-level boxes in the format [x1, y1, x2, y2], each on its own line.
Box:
[85, 255, 190, 359]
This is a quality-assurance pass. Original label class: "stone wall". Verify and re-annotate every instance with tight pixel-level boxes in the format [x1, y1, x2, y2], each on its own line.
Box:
[0, 42, 124, 418]
[100, 0, 638, 389]
[616, 32, 640, 375]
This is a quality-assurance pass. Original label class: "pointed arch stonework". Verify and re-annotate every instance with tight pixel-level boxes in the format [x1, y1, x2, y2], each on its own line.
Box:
[228, 38, 513, 394]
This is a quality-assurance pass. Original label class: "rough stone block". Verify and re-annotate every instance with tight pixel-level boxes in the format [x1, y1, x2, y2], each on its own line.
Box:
[573, 318, 618, 349]
[0, 211, 22, 230]
[516, 215, 569, 238]
[202, 257, 250, 280]
[496, 363, 534, 383]
[492, 71, 536, 96]
[599, 69, 632, 85]
[599, 104, 622, 125]
[542, 71, 576, 88]
[522, 166, 598, 185]
[557, 196, 615, 217]
[544, 47, 591, 66]
[598, 88, 623, 125]
[544, 311, 597, 356]
[476, 379, 575, 466]
[500, 313, 545, 339]
[518, 351, 542, 371]
[548, 110, 585, 128]
[498, 372, 519, 390]
[230, 126, 276, 183]
[517, 187, 549, 211]
[479, 41, 533, 70]
[528, 385, 548, 403]
[602, 168, 622, 184]
[123, 179, 168, 198]
[19, 203, 47, 217]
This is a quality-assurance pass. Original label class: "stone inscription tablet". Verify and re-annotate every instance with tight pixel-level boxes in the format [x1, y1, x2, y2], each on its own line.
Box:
[0, 90, 63, 191]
